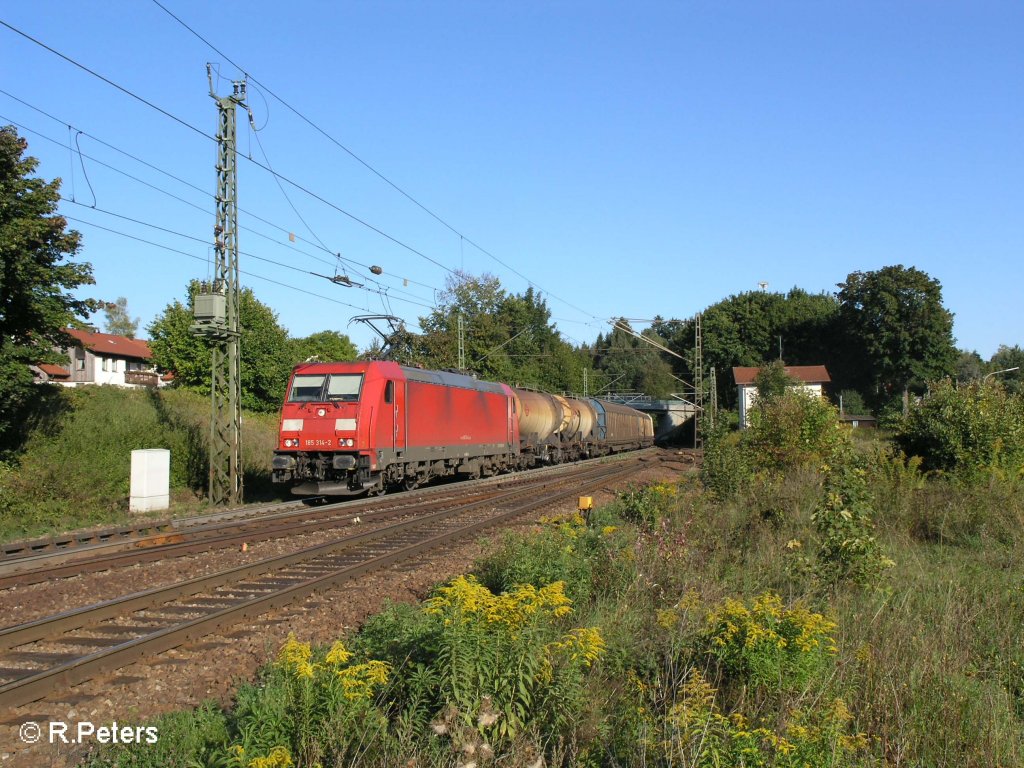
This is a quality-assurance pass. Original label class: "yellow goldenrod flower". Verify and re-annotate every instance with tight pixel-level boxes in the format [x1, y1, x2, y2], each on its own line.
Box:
[247, 746, 294, 768]
[325, 640, 353, 666]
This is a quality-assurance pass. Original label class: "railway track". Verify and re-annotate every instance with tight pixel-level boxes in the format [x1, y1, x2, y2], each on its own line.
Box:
[0, 451, 658, 587]
[0, 455, 650, 710]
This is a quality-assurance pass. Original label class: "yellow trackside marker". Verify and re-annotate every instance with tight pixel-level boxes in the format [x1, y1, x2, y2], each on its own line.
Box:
[578, 496, 593, 512]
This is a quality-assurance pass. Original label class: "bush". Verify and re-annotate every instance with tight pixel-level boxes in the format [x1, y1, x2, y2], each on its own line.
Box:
[700, 421, 752, 500]
[476, 513, 599, 604]
[745, 387, 847, 472]
[813, 447, 893, 587]
[896, 378, 1024, 482]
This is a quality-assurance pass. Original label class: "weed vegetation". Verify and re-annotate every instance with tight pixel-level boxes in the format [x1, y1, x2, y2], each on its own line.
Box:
[0, 385, 279, 541]
[77, 380, 1024, 766]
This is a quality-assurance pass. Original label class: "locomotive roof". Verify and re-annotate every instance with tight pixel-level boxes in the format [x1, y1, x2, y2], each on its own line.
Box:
[400, 366, 507, 394]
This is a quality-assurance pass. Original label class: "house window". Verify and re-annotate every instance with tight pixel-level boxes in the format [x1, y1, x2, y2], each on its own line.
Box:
[76, 357, 85, 371]
[101, 358, 109, 372]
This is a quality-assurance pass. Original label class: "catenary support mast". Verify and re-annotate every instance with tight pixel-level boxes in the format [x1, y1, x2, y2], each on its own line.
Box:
[193, 67, 245, 506]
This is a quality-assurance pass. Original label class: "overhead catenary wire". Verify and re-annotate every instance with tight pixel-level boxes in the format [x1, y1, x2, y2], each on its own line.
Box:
[0, 22, 462, 282]
[3, 18, 611, 338]
[63, 214, 382, 315]
[609, 319, 685, 360]
[147, 0, 604, 325]
[61, 200, 438, 311]
[0, 104, 440, 308]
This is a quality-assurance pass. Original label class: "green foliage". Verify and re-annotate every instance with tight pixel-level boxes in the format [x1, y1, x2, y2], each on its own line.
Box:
[287, 329, 357, 365]
[421, 576, 602, 743]
[700, 419, 753, 500]
[228, 635, 390, 767]
[608, 481, 679, 529]
[955, 348, 985, 384]
[745, 387, 846, 472]
[753, 359, 799, 401]
[813, 447, 893, 587]
[896, 378, 1024, 482]
[417, 271, 595, 393]
[85, 702, 229, 768]
[476, 513, 598, 604]
[702, 592, 839, 690]
[652, 288, 841, 408]
[838, 265, 957, 409]
[590, 319, 676, 399]
[988, 344, 1024, 395]
[660, 673, 867, 768]
[0, 125, 99, 453]
[837, 388, 869, 416]
[147, 282, 292, 413]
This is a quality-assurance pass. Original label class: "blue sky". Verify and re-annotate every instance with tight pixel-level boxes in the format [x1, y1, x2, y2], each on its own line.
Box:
[2, 1, 1021, 358]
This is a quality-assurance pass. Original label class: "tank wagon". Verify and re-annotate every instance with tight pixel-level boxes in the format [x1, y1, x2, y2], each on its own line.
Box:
[272, 361, 654, 496]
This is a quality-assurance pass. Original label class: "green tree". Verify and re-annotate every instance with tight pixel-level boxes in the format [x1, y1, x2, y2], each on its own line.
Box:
[0, 126, 98, 453]
[651, 289, 842, 408]
[954, 349, 984, 384]
[417, 272, 585, 392]
[148, 282, 292, 413]
[591, 320, 674, 399]
[289, 330, 358, 366]
[102, 296, 139, 338]
[837, 265, 956, 413]
[988, 345, 1024, 395]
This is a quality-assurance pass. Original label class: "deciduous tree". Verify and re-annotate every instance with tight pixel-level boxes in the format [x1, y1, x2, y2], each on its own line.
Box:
[0, 126, 98, 453]
[837, 265, 956, 413]
[148, 282, 292, 413]
[289, 330, 358, 365]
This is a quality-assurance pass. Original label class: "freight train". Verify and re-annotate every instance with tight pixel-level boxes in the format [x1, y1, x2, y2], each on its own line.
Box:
[271, 360, 654, 496]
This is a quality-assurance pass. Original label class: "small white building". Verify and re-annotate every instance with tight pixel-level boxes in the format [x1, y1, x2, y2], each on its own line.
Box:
[733, 365, 831, 428]
[33, 328, 163, 388]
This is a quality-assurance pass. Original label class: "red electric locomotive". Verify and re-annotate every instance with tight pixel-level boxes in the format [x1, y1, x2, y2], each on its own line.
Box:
[272, 361, 519, 495]
[272, 360, 654, 496]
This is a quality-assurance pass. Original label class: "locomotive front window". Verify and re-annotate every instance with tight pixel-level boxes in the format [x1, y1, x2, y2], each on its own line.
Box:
[326, 374, 363, 401]
[288, 375, 327, 402]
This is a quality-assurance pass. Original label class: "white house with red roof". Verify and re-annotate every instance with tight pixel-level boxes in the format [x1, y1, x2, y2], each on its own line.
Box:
[732, 365, 831, 428]
[32, 328, 164, 388]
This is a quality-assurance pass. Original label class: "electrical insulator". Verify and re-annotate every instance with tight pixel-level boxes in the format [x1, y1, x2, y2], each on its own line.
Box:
[370, 265, 383, 275]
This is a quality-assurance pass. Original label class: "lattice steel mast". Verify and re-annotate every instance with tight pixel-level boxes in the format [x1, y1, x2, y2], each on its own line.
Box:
[193, 66, 245, 506]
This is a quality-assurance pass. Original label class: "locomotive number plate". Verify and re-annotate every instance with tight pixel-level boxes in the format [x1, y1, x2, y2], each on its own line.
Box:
[304, 439, 333, 447]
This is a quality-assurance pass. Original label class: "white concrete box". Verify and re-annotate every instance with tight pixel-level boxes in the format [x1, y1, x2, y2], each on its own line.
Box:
[130, 448, 170, 513]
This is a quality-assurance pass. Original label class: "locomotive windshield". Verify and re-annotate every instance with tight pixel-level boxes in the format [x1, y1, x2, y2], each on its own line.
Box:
[288, 374, 363, 403]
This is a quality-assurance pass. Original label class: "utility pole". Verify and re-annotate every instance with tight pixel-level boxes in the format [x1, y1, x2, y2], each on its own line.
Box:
[192, 66, 245, 506]
[709, 366, 718, 431]
[694, 312, 704, 449]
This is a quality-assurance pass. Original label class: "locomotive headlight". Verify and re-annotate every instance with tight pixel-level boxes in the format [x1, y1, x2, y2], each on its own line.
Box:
[317, 408, 327, 417]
